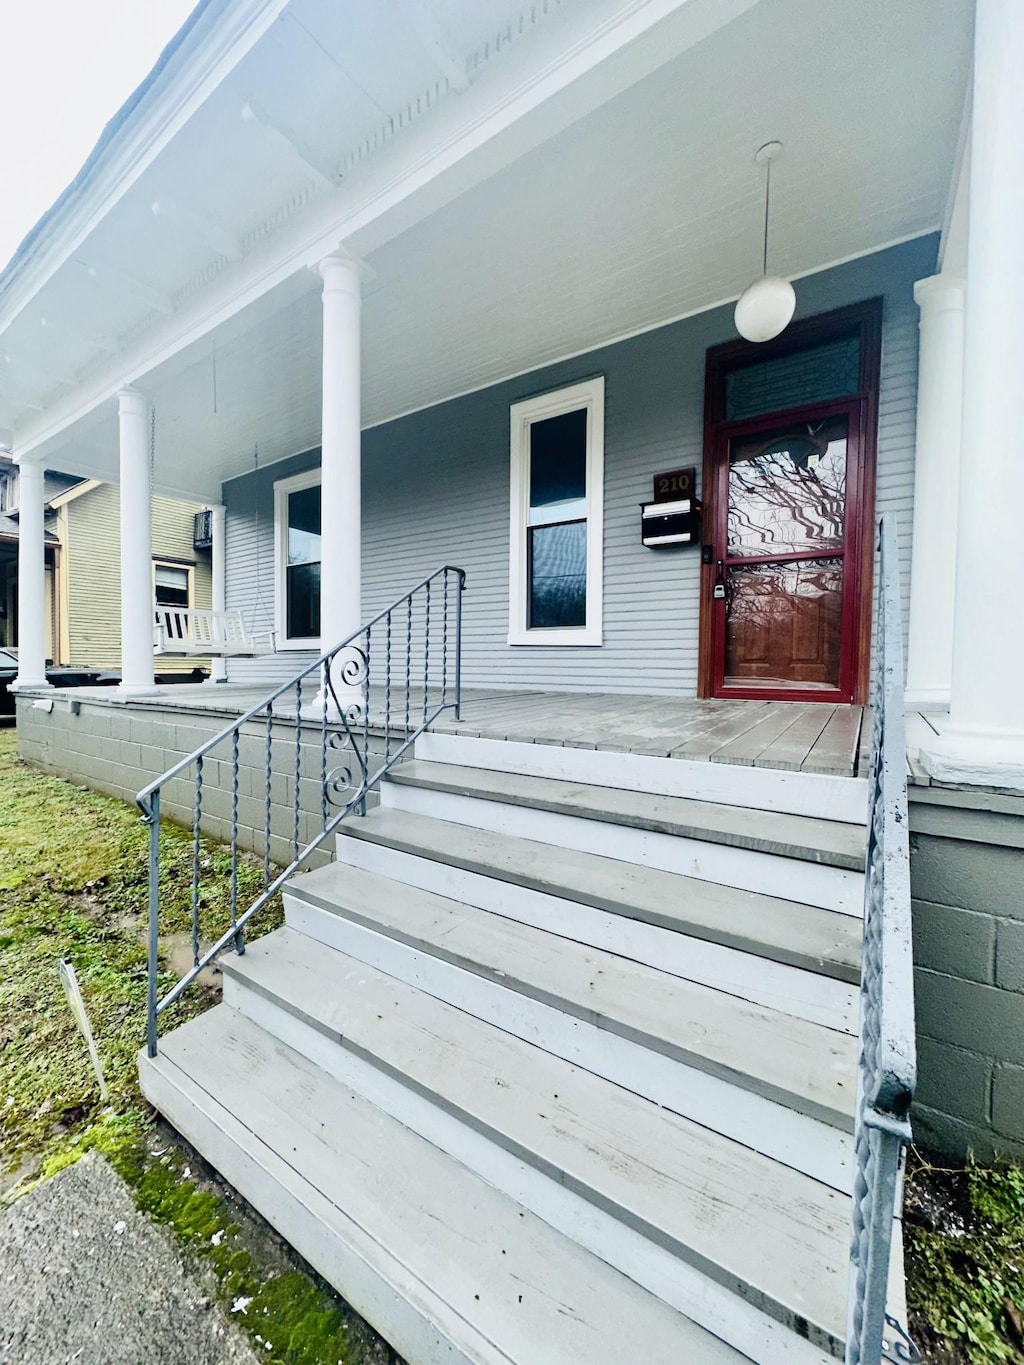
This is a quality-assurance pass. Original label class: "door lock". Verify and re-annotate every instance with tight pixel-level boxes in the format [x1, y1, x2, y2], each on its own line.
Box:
[713, 559, 726, 600]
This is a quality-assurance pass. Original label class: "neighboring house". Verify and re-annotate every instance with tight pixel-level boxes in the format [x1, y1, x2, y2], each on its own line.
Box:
[0, 3, 1019, 1364]
[0, 452, 211, 671]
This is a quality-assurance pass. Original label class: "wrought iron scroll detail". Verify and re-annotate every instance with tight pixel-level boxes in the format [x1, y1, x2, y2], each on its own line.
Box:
[138, 565, 466, 1059]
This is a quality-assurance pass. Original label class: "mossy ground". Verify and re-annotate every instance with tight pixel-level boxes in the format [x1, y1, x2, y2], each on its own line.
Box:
[905, 1149, 1024, 1363]
[0, 727, 398, 1364]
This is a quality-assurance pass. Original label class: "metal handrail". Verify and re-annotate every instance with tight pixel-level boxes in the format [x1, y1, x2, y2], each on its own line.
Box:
[139, 565, 466, 1057]
[846, 517, 919, 1365]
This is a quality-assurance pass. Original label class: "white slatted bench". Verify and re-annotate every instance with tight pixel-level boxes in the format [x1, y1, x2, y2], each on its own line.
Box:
[154, 608, 276, 658]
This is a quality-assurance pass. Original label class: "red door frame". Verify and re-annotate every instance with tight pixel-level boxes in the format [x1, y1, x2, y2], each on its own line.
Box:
[698, 299, 883, 704]
[707, 395, 867, 703]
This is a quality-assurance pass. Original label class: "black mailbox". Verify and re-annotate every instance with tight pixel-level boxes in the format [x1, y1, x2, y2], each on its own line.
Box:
[640, 496, 702, 548]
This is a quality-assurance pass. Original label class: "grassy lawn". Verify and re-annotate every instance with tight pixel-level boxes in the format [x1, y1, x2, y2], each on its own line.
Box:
[0, 727, 397, 1365]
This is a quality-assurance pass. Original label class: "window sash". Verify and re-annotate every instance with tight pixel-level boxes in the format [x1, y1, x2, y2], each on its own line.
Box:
[508, 377, 604, 647]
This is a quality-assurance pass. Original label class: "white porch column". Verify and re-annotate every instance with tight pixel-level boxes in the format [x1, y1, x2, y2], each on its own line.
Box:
[318, 252, 364, 652]
[208, 503, 227, 683]
[904, 274, 965, 710]
[921, 0, 1024, 788]
[11, 457, 51, 690]
[117, 387, 158, 696]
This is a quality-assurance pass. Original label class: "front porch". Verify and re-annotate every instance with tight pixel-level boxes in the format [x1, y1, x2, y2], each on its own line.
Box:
[17, 684, 869, 787]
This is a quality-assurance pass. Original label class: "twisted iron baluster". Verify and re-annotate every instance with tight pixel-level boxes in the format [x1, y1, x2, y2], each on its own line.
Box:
[405, 593, 412, 738]
[385, 610, 392, 765]
[293, 677, 302, 859]
[423, 578, 431, 727]
[191, 756, 203, 967]
[264, 702, 273, 888]
[230, 729, 241, 952]
[320, 664, 328, 831]
[442, 569, 449, 708]
[362, 626, 371, 815]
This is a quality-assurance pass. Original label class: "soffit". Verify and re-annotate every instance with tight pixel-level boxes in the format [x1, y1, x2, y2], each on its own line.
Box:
[10, 0, 972, 497]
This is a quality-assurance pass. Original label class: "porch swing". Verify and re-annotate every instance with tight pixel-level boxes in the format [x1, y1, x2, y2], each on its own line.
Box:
[153, 437, 277, 659]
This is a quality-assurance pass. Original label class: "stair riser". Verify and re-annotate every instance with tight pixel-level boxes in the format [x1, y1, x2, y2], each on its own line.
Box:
[139, 1056, 485, 1365]
[334, 833, 858, 1032]
[415, 732, 870, 825]
[380, 782, 863, 915]
[284, 890, 852, 1191]
[223, 973, 841, 1365]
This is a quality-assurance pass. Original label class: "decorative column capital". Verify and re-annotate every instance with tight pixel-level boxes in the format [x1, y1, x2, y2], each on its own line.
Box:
[13, 453, 44, 473]
[317, 249, 375, 293]
[116, 385, 149, 416]
[913, 274, 966, 316]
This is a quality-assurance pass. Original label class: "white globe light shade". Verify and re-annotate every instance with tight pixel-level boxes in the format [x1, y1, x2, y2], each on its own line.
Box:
[734, 275, 797, 343]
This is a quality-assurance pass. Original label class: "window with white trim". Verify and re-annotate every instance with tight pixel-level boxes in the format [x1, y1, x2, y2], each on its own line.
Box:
[508, 377, 604, 645]
[274, 470, 322, 649]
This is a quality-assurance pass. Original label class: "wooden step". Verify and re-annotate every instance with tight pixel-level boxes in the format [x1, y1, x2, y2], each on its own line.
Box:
[284, 862, 856, 1189]
[336, 806, 862, 982]
[222, 927, 848, 1362]
[141, 1008, 750, 1365]
[388, 760, 867, 869]
[380, 766, 863, 915]
[415, 732, 870, 824]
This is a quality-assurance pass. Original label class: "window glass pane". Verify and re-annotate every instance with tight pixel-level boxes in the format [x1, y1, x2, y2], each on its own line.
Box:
[529, 408, 587, 524]
[725, 557, 843, 688]
[287, 562, 320, 639]
[288, 485, 321, 566]
[154, 565, 189, 609]
[728, 414, 848, 557]
[529, 520, 586, 629]
[724, 336, 861, 421]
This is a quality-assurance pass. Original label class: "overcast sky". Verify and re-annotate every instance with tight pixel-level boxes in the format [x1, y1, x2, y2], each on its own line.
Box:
[0, 0, 197, 271]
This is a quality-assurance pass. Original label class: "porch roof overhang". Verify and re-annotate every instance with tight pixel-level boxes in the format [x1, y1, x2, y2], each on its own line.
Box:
[0, 0, 973, 502]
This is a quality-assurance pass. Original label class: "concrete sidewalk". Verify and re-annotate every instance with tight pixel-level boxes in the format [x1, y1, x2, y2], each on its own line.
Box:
[0, 1152, 257, 1365]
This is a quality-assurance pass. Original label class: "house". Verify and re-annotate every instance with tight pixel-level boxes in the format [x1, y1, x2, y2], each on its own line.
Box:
[0, 448, 213, 673]
[2, 1, 1020, 1362]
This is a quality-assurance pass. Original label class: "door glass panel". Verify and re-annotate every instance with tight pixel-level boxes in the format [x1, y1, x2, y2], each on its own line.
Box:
[529, 521, 586, 628]
[724, 337, 860, 421]
[725, 558, 844, 689]
[728, 415, 848, 557]
[529, 409, 587, 524]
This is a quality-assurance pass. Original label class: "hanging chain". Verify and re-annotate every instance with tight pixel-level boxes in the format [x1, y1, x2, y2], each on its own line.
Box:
[149, 406, 156, 480]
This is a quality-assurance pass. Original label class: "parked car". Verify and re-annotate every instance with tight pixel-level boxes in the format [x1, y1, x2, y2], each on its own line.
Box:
[1, 649, 210, 716]
[0, 647, 122, 716]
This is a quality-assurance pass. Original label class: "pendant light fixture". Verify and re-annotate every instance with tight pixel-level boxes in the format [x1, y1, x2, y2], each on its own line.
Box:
[734, 140, 796, 343]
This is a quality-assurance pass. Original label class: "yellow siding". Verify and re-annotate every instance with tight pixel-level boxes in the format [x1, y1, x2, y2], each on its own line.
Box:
[65, 484, 212, 671]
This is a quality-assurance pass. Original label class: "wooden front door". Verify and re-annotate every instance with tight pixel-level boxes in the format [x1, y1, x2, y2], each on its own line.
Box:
[699, 302, 881, 704]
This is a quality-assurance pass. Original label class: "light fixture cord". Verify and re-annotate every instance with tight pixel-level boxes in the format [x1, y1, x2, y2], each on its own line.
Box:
[762, 156, 771, 277]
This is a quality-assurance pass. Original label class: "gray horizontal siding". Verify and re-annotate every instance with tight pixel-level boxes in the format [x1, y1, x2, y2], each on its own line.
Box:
[223, 235, 932, 696]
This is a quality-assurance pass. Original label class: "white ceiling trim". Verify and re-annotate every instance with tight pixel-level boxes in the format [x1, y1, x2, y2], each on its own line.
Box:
[0, 0, 291, 332]
[10, 0, 762, 461]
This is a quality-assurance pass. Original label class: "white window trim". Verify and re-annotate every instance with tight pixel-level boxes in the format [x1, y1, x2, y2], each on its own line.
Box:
[274, 468, 322, 651]
[151, 559, 193, 608]
[508, 376, 604, 646]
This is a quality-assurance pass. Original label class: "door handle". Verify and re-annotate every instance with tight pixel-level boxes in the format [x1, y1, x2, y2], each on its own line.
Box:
[713, 560, 726, 600]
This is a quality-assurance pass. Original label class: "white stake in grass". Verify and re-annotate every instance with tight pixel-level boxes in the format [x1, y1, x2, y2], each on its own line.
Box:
[59, 959, 109, 1102]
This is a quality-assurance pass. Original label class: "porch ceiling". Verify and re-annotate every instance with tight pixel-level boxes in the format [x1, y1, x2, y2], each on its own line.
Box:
[7, 0, 971, 500]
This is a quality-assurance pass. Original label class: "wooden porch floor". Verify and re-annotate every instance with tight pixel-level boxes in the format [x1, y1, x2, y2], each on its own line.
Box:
[104, 683, 867, 779]
[431, 692, 866, 778]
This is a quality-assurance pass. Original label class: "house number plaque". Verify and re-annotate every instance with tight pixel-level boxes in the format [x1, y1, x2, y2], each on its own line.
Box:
[652, 466, 695, 503]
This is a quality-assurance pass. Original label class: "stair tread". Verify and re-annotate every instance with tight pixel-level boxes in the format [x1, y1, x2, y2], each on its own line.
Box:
[339, 806, 862, 981]
[225, 926, 850, 1349]
[388, 760, 867, 870]
[147, 1007, 750, 1365]
[290, 860, 857, 1128]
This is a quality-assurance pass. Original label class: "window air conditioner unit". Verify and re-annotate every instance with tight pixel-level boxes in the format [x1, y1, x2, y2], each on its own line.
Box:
[193, 508, 213, 550]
